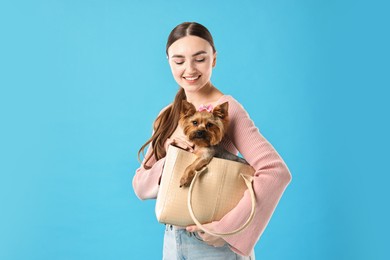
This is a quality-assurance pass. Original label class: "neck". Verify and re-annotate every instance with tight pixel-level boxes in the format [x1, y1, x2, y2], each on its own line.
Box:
[185, 82, 223, 109]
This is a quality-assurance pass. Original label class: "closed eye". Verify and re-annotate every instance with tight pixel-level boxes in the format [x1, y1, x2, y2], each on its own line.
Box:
[172, 58, 185, 65]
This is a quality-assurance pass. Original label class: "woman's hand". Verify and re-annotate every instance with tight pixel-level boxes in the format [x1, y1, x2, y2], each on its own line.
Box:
[186, 224, 226, 247]
[166, 137, 194, 153]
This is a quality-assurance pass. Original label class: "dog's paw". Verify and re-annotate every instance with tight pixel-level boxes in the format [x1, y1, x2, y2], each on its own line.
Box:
[179, 177, 190, 188]
[180, 168, 195, 188]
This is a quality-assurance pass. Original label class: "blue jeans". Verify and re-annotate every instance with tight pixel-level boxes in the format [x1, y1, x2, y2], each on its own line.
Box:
[163, 225, 255, 260]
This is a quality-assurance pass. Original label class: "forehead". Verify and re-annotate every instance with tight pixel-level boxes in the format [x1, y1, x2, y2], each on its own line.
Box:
[189, 112, 214, 122]
[168, 35, 213, 57]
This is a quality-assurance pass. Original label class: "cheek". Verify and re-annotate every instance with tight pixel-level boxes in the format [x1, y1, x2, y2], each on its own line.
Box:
[175, 69, 185, 79]
[208, 126, 224, 145]
[169, 64, 183, 77]
[199, 62, 213, 75]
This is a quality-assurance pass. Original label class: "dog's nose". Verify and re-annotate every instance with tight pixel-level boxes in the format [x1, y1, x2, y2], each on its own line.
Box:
[196, 130, 205, 137]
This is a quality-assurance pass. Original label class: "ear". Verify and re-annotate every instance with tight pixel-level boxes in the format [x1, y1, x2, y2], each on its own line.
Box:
[181, 100, 196, 118]
[212, 101, 229, 119]
[212, 52, 217, 68]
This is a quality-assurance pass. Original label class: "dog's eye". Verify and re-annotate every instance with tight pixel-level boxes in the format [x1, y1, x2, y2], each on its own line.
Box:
[192, 121, 198, 126]
[206, 123, 213, 128]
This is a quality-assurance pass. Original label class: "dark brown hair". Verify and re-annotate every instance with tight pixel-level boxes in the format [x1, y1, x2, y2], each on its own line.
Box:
[138, 22, 216, 169]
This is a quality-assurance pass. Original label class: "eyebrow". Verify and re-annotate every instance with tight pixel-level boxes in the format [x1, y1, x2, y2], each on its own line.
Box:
[171, 51, 208, 58]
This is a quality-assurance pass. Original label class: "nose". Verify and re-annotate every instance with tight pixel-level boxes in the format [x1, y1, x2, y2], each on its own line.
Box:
[186, 61, 197, 73]
[196, 130, 205, 138]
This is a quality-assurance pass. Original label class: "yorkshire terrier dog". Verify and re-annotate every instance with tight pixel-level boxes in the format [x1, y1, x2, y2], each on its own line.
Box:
[179, 100, 248, 188]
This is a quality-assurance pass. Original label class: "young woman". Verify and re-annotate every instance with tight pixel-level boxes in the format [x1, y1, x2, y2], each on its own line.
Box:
[133, 22, 292, 259]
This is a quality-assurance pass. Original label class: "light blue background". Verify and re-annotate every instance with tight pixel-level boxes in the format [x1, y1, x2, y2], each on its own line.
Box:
[1, 0, 389, 259]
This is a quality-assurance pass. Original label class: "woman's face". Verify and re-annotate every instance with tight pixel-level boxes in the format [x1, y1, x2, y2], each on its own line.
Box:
[167, 35, 216, 93]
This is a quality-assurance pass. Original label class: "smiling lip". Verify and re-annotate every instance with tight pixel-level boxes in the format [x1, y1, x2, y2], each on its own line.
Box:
[183, 75, 201, 82]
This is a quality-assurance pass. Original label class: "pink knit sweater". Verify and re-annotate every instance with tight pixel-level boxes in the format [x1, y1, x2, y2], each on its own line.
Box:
[133, 95, 292, 256]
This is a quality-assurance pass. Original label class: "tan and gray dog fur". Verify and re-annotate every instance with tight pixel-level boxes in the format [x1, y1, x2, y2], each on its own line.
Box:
[179, 100, 248, 187]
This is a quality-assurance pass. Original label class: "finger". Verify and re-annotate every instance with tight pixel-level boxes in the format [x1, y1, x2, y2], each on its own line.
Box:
[186, 225, 199, 232]
[197, 231, 208, 241]
[169, 137, 194, 150]
[212, 240, 226, 247]
[201, 236, 226, 247]
[171, 140, 185, 148]
[176, 142, 191, 151]
[181, 140, 194, 152]
[185, 140, 195, 148]
[176, 141, 194, 152]
[165, 138, 174, 150]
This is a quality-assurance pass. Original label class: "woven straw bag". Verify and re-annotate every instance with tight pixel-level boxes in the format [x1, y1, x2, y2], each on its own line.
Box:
[155, 145, 256, 236]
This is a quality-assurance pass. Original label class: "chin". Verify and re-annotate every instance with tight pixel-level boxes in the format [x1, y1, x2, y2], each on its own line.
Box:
[180, 81, 209, 92]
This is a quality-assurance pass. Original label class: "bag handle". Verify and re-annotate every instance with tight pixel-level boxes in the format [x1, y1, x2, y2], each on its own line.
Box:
[187, 168, 256, 236]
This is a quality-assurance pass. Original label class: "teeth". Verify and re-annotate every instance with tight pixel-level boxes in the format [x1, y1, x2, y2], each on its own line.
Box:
[185, 76, 199, 80]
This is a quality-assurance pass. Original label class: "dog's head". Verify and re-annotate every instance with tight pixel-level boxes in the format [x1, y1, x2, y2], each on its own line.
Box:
[179, 100, 229, 147]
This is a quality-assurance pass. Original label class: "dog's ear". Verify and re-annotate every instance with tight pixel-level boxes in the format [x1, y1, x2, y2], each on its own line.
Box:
[212, 101, 229, 119]
[181, 100, 196, 118]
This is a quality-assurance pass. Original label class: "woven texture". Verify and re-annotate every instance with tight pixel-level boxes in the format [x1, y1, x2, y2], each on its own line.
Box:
[155, 145, 255, 227]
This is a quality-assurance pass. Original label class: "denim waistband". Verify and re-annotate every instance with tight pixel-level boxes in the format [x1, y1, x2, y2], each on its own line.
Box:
[165, 224, 186, 230]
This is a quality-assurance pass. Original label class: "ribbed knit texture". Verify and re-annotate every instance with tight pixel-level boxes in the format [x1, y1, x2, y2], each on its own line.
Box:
[133, 95, 292, 256]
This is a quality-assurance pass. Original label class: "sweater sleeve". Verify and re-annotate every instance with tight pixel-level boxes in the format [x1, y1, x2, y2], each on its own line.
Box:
[132, 144, 165, 200]
[208, 97, 292, 256]
[132, 105, 171, 200]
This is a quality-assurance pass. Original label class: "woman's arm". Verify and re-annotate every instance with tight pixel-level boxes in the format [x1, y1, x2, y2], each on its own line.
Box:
[208, 96, 292, 256]
[133, 103, 194, 200]
[133, 105, 174, 200]
[133, 144, 166, 200]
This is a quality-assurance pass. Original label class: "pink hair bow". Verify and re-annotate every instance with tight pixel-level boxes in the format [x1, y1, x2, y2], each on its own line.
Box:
[198, 104, 213, 113]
